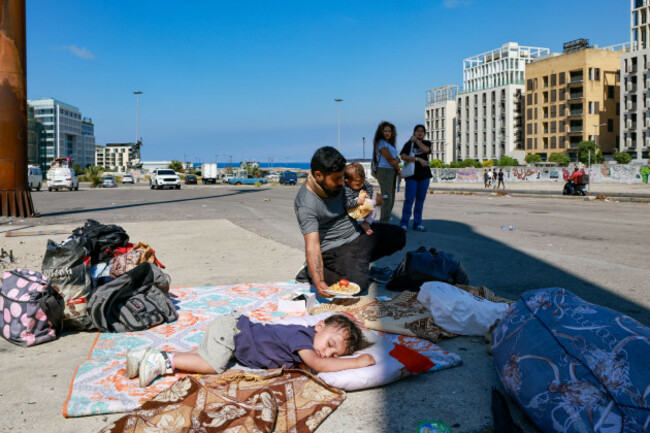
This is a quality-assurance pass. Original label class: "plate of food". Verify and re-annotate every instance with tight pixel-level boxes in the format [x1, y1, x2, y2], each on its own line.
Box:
[324, 279, 361, 297]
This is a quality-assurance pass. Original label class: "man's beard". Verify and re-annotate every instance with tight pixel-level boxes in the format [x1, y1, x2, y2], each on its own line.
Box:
[317, 178, 342, 198]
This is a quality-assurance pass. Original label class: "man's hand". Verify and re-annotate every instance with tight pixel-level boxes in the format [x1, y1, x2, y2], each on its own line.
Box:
[375, 193, 384, 206]
[316, 281, 334, 298]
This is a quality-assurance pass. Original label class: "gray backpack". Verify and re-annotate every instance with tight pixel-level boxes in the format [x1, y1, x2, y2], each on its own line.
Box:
[88, 262, 178, 332]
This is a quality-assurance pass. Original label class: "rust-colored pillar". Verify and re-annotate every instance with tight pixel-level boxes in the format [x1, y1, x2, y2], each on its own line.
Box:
[0, 0, 34, 217]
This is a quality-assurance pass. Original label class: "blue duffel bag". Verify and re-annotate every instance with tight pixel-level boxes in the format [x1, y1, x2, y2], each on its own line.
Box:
[492, 288, 650, 432]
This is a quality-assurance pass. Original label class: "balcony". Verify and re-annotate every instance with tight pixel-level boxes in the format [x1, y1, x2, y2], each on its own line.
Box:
[568, 93, 584, 101]
[567, 110, 583, 118]
[627, 83, 638, 92]
[627, 102, 638, 110]
[568, 127, 583, 134]
[568, 76, 584, 86]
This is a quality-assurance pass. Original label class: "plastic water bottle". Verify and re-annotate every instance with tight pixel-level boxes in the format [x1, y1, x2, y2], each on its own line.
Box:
[501, 225, 516, 231]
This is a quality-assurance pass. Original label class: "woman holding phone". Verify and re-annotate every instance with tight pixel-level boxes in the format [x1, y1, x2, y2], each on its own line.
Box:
[399, 124, 432, 231]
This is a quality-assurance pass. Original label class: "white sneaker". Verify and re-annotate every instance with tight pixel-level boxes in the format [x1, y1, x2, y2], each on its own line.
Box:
[138, 350, 172, 387]
[126, 348, 150, 379]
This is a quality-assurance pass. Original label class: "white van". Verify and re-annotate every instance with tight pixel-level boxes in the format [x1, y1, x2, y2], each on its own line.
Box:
[27, 166, 43, 191]
[47, 167, 79, 191]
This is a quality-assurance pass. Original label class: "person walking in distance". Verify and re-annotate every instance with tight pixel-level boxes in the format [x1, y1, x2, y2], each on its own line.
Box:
[398, 124, 432, 232]
[497, 168, 505, 189]
[373, 121, 401, 223]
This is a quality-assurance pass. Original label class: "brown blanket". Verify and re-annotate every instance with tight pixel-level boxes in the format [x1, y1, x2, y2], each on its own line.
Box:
[310, 287, 512, 343]
[98, 368, 345, 433]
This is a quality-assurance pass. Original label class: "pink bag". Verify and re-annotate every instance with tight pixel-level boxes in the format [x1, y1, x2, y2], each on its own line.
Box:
[0, 269, 65, 346]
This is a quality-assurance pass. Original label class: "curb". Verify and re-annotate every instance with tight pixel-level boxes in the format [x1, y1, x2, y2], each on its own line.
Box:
[428, 188, 650, 203]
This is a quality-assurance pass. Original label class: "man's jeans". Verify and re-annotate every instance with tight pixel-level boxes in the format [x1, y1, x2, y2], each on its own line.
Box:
[320, 223, 406, 291]
[400, 178, 430, 228]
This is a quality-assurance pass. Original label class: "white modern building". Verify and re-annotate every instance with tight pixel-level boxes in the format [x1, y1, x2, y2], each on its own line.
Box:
[425, 85, 457, 164]
[621, 0, 650, 160]
[27, 98, 96, 168]
[95, 143, 141, 173]
[456, 42, 549, 161]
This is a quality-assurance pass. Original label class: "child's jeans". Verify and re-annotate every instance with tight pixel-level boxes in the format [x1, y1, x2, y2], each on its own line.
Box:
[198, 312, 240, 373]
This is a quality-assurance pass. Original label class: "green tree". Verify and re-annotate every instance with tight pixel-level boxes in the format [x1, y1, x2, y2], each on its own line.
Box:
[497, 156, 520, 167]
[613, 151, 632, 164]
[429, 159, 445, 168]
[449, 161, 462, 168]
[577, 141, 604, 164]
[481, 159, 494, 167]
[168, 160, 184, 173]
[245, 165, 262, 178]
[548, 152, 571, 166]
[83, 166, 103, 188]
[525, 153, 543, 164]
[460, 159, 482, 168]
[72, 163, 83, 174]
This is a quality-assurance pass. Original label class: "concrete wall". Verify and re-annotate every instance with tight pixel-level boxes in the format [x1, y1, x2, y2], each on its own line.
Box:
[430, 163, 650, 184]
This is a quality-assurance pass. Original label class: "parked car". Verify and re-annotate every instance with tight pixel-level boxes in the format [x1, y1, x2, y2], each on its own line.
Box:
[227, 174, 268, 185]
[266, 173, 280, 183]
[185, 174, 198, 184]
[222, 174, 234, 184]
[150, 168, 181, 189]
[47, 167, 79, 191]
[298, 172, 309, 178]
[279, 171, 297, 185]
[122, 174, 134, 184]
[27, 165, 43, 191]
[102, 176, 118, 188]
[201, 163, 218, 184]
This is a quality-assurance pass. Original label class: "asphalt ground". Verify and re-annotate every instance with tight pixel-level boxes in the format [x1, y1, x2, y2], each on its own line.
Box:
[1, 182, 649, 432]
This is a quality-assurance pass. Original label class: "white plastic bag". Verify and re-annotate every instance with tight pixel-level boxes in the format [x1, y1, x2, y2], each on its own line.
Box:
[417, 281, 510, 335]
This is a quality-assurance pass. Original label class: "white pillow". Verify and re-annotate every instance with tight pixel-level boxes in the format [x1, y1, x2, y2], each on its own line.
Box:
[273, 312, 462, 391]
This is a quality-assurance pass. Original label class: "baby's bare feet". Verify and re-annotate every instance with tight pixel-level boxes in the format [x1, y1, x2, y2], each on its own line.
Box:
[361, 221, 373, 235]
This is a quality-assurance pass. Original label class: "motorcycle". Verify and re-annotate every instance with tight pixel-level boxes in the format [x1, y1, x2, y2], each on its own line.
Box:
[562, 180, 587, 196]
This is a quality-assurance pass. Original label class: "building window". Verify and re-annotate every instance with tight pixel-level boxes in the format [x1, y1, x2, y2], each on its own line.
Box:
[527, 108, 532, 119]
[551, 121, 557, 133]
[527, 79, 533, 91]
[527, 123, 533, 134]
[559, 104, 565, 116]
[559, 88, 565, 100]
[608, 86, 615, 98]
[534, 93, 538, 104]
[551, 74, 557, 87]
[551, 105, 557, 118]
[551, 136, 557, 148]
[543, 76, 549, 88]
[551, 90, 556, 103]
[608, 118, 614, 132]
[527, 94, 532, 105]
[527, 138, 532, 149]
[559, 120, 565, 132]
[559, 72, 565, 85]
[543, 92, 549, 103]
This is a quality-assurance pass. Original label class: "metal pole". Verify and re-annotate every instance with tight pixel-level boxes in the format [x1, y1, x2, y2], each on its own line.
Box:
[0, 0, 34, 217]
[134, 91, 142, 143]
[335, 99, 343, 151]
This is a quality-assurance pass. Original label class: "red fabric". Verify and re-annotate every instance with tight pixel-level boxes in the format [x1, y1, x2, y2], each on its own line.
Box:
[112, 243, 135, 257]
[389, 343, 435, 374]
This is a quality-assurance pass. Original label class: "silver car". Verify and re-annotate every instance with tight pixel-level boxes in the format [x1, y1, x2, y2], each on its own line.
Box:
[102, 176, 118, 188]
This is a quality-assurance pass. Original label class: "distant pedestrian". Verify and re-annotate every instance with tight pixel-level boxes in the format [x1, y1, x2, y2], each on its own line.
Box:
[486, 169, 493, 188]
[492, 168, 498, 189]
[373, 121, 401, 223]
[497, 169, 505, 189]
[483, 170, 489, 188]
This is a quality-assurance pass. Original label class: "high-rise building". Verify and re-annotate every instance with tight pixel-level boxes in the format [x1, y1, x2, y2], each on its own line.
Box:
[456, 42, 549, 162]
[95, 143, 141, 173]
[27, 105, 46, 170]
[621, 0, 650, 160]
[27, 98, 96, 168]
[525, 41, 623, 160]
[425, 85, 457, 164]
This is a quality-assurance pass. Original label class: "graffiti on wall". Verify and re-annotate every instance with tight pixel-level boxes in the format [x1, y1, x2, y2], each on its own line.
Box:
[457, 170, 479, 181]
[549, 169, 559, 179]
[641, 166, 650, 184]
[438, 169, 457, 181]
[512, 168, 539, 181]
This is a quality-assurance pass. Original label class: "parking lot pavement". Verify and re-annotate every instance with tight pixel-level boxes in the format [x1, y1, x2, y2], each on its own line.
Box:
[1, 184, 648, 432]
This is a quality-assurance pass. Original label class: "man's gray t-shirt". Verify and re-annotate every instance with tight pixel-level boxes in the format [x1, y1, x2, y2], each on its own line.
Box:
[294, 184, 360, 252]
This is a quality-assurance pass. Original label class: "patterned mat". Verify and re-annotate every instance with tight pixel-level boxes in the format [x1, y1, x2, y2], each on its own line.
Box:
[63, 282, 310, 418]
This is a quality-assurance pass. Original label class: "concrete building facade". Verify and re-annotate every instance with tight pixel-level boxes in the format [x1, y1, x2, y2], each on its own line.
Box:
[27, 105, 46, 170]
[621, 0, 650, 160]
[525, 45, 622, 160]
[95, 143, 141, 173]
[425, 85, 457, 164]
[27, 98, 95, 168]
[456, 43, 549, 162]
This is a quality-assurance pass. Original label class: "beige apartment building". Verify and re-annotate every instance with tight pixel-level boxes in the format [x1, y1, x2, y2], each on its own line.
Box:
[525, 44, 622, 160]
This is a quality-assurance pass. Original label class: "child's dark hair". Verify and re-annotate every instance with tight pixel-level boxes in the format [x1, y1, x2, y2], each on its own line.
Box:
[344, 162, 366, 181]
[324, 314, 371, 355]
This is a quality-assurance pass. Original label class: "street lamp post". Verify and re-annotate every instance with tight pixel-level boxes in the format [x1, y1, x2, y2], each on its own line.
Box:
[334, 99, 343, 151]
[134, 91, 143, 144]
[590, 123, 607, 194]
[362, 137, 366, 160]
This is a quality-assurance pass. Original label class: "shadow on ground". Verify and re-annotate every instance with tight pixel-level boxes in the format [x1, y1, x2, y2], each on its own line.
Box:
[366, 218, 649, 433]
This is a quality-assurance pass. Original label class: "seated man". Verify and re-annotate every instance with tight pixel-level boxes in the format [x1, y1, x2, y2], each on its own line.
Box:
[294, 146, 406, 296]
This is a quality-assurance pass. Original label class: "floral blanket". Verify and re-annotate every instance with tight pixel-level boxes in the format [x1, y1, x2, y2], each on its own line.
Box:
[64, 282, 312, 418]
[98, 368, 345, 433]
[310, 286, 510, 342]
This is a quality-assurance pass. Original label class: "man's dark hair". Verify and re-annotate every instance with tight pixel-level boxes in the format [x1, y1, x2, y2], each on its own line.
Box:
[311, 146, 346, 176]
[324, 314, 372, 355]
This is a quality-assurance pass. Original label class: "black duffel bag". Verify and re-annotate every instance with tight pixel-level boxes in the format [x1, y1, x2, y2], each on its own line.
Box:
[386, 246, 469, 292]
[72, 219, 129, 264]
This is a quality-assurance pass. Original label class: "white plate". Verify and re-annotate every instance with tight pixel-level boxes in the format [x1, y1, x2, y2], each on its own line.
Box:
[323, 282, 361, 297]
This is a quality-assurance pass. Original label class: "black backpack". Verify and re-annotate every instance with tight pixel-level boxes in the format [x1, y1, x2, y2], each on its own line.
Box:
[386, 247, 469, 292]
[88, 262, 178, 332]
[72, 219, 129, 264]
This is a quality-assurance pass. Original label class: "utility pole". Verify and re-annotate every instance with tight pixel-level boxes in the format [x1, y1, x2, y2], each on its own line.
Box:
[134, 91, 143, 145]
[362, 137, 366, 159]
[0, 0, 34, 217]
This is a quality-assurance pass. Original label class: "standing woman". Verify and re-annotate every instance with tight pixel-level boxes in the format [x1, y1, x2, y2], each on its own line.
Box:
[373, 121, 401, 223]
[399, 124, 432, 231]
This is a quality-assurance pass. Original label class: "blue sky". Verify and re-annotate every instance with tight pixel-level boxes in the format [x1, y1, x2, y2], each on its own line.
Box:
[27, 1, 629, 163]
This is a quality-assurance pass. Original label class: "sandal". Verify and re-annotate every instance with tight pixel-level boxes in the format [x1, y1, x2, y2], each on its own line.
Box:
[399, 225, 408, 232]
[413, 225, 428, 232]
